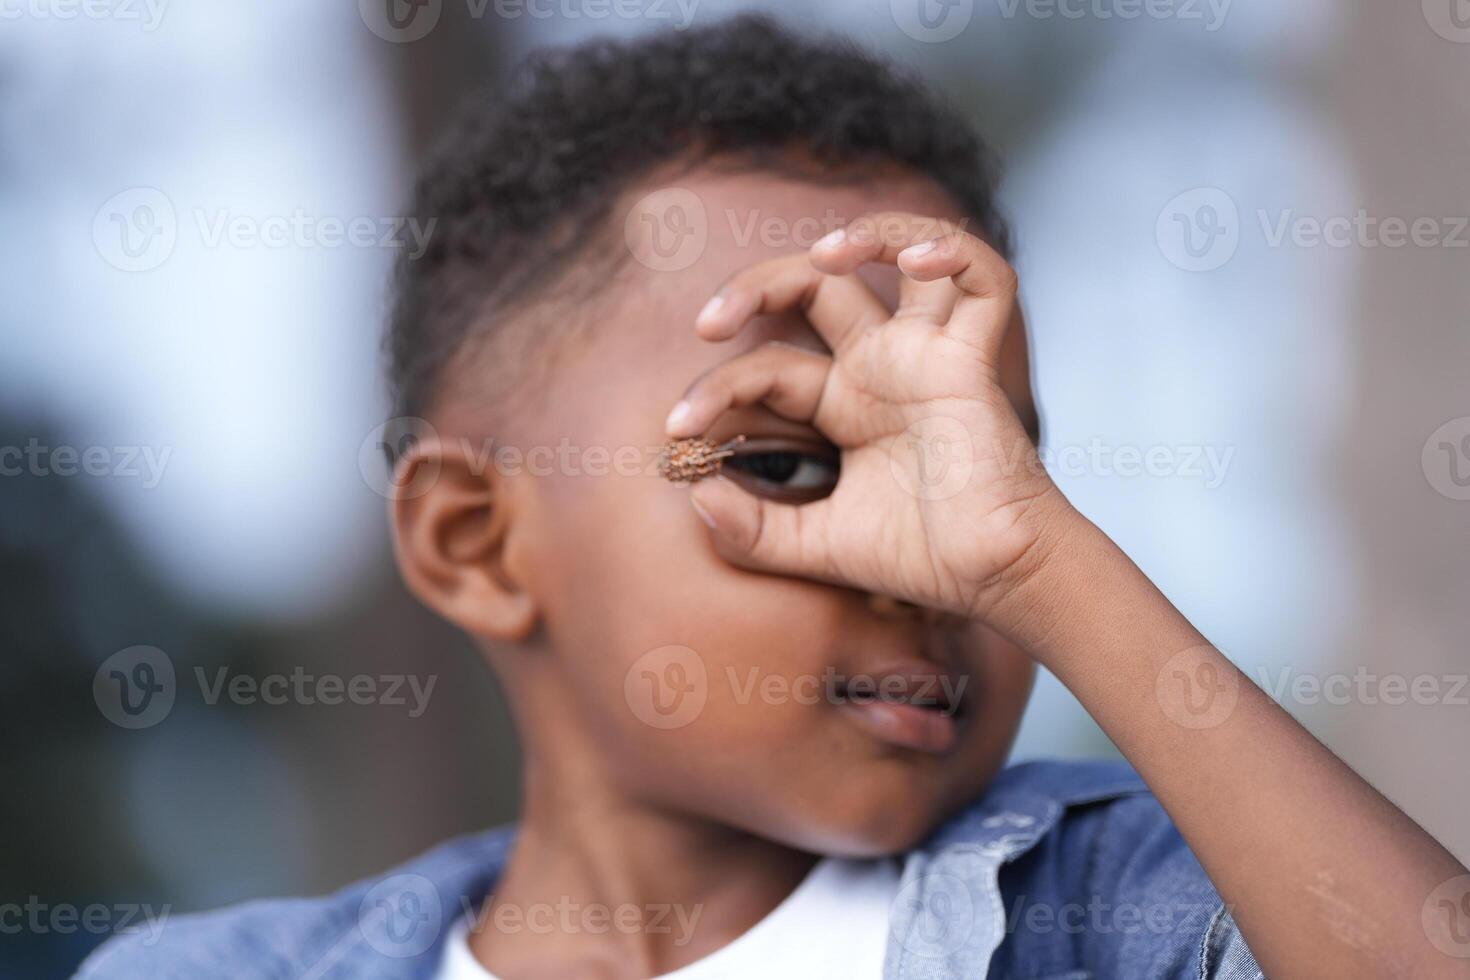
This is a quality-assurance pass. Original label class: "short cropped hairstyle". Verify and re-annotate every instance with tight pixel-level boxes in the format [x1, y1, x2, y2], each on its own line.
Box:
[386, 14, 1009, 428]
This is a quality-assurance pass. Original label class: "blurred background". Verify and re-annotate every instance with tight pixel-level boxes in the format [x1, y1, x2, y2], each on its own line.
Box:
[3, 1, 1469, 975]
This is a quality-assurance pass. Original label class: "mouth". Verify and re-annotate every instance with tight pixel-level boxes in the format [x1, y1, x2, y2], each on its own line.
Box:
[831, 664, 968, 755]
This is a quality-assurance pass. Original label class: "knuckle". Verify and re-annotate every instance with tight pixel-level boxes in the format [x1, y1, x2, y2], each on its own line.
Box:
[757, 503, 794, 565]
[690, 367, 730, 402]
[753, 345, 794, 378]
[797, 275, 823, 313]
[743, 499, 770, 557]
[996, 262, 1020, 294]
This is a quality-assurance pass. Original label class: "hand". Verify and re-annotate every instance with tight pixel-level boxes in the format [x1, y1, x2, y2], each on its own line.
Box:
[665, 212, 1080, 633]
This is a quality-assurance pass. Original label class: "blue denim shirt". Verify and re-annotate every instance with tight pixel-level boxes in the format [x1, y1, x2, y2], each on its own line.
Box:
[75, 760, 1263, 979]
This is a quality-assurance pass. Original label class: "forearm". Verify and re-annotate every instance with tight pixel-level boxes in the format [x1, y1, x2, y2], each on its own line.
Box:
[1002, 511, 1468, 979]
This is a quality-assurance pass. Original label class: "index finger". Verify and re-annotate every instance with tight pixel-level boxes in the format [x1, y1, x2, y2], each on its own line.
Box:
[811, 211, 1018, 356]
[809, 211, 971, 272]
[694, 253, 889, 354]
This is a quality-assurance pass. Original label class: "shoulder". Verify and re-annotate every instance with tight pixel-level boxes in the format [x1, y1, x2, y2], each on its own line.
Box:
[934, 758, 1202, 892]
[925, 757, 1154, 848]
[927, 758, 1262, 979]
[74, 828, 513, 980]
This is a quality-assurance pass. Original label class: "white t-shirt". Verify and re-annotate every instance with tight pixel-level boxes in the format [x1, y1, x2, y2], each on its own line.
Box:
[432, 856, 901, 980]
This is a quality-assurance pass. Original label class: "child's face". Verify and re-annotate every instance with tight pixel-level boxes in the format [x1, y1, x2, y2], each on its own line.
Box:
[467, 168, 1038, 856]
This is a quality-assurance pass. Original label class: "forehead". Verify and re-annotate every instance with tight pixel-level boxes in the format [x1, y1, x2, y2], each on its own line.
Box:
[514, 166, 1035, 442]
[625, 165, 967, 315]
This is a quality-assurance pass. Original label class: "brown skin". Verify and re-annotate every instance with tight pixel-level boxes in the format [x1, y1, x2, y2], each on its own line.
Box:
[392, 167, 1469, 979]
[394, 169, 1036, 978]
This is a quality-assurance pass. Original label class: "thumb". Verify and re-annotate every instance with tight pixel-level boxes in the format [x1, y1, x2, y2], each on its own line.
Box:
[688, 476, 825, 580]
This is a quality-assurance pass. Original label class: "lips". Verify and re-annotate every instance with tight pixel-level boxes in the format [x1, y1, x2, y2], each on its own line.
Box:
[839, 698, 960, 754]
[831, 663, 968, 755]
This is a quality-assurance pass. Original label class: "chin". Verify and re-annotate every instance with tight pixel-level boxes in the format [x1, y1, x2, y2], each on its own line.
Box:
[782, 783, 957, 859]
[808, 815, 940, 859]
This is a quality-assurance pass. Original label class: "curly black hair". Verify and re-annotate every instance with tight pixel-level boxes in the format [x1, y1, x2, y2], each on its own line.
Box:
[387, 14, 1008, 428]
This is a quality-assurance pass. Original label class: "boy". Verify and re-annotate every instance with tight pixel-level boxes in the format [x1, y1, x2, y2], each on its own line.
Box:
[80, 15, 1468, 980]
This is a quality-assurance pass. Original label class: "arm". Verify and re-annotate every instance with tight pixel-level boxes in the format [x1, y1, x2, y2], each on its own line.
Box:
[1002, 501, 1469, 979]
[666, 211, 1470, 979]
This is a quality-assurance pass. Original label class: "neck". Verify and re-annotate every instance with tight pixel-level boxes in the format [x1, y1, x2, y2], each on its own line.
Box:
[470, 690, 816, 979]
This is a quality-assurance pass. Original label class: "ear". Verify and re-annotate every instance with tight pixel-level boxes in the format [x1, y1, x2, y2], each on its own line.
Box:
[388, 437, 538, 642]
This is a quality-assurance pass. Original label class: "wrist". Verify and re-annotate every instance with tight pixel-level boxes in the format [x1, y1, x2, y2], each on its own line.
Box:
[965, 487, 1081, 638]
[978, 498, 1204, 675]
[968, 492, 1128, 666]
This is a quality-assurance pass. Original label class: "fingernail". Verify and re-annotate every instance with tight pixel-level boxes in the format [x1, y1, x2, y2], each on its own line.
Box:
[689, 492, 718, 529]
[901, 239, 937, 260]
[665, 400, 692, 433]
[696, 294, 724, 326]
[815, 228, 846, 250]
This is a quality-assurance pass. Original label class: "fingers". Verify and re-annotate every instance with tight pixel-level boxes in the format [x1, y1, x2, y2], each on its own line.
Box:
[895, 230, 1018, 304]
[810, 210, 1018, 359]
[809, 211, 967, 272]
[667, 342, 840, 582]
[695, 254, 888, 353]
[894, 273, 960, 325]
[665, 341, 832, 439]
[689, 475, 831, 582]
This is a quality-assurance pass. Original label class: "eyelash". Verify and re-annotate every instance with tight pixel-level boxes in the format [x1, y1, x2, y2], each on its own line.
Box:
[722, 439, 839, 503]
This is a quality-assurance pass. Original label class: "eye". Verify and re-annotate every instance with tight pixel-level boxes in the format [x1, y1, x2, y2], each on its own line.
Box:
[722, 438, 839, 504]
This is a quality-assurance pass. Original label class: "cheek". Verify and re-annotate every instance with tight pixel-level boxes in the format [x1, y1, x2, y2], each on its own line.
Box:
[532, 465, 850, 742]
[948, 636, 1034, 790]
[964, 632, 1036, 727]
[520, 459, 1033, 845]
